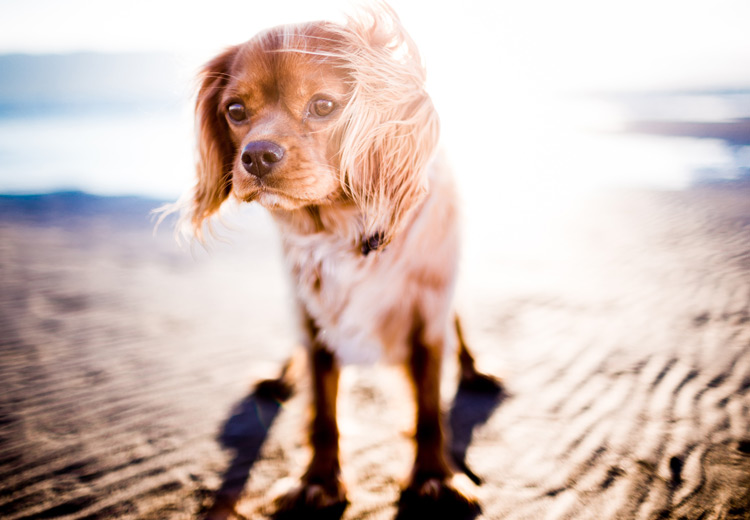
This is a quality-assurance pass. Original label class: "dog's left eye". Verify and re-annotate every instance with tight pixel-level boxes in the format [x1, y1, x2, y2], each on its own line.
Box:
[310, 98, 336, 118]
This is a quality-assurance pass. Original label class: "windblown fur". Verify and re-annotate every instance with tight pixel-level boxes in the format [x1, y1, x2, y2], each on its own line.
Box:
[164, 4, 493, 514]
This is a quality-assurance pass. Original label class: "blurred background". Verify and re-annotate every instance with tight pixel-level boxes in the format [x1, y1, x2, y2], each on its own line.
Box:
[1, 0, 749, 200]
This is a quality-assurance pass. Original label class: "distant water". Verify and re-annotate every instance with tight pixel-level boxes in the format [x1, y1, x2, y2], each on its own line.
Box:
[606, 90, 750, 186]
[0, 102, 193, 198]
[0, 53, 748, 198]
[0, 52, 195, 199]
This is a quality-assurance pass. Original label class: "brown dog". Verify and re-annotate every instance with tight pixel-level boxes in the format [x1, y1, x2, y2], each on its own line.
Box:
[169, 4, 499, 515]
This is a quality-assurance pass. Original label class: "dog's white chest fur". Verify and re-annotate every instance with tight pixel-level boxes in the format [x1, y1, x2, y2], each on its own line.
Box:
[282, 235, 398, 364]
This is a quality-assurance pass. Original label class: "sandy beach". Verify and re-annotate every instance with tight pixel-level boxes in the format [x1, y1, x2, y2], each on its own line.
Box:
[1, 183, 749, 519]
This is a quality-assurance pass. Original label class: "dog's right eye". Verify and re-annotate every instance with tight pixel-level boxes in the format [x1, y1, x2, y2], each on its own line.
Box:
[226, 103, 247, 123]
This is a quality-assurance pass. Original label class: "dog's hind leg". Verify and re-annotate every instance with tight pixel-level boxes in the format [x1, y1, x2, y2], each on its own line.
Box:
[455, 315, 502, 394]
[254, 347, 306, 402]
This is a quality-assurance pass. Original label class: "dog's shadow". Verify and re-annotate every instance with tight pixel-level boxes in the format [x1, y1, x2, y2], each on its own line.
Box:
[449, 381, 508, 486]
[203, 377, 506, 520]
[200, 389, 283, 519]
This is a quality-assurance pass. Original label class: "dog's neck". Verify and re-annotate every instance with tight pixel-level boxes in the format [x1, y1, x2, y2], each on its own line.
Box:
[269, 203, 382, 256]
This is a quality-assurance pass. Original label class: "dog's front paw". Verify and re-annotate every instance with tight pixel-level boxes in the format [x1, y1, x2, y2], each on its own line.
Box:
[398, 472, 480, 520]
[272, 475, 348, 519]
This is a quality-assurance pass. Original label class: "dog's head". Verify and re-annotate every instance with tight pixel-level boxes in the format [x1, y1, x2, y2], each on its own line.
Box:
[187, 6, 439, 249]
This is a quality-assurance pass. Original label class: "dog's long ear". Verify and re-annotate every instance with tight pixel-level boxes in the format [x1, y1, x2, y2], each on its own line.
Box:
[332, 7, 440, 249]
[188, 46, 238, 237]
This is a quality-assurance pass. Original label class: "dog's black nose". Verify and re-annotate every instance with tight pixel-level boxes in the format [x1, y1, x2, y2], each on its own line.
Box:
[241, 140, 285, 178]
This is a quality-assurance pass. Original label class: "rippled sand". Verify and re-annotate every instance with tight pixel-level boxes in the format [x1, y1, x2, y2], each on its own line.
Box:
[1, 185, 749, 519]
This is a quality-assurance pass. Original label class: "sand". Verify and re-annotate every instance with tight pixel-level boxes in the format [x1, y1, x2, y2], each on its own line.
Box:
[0, 184, 749, 519]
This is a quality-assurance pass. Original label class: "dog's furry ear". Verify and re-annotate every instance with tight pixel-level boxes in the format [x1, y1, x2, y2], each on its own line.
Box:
[332, 6, 440, 248]
[187, 46, 238, 238]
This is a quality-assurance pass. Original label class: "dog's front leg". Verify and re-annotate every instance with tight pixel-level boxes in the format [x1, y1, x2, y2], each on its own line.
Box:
[275, 318, 348, 514]
[305, 345, 346, 500]
[399, 317, 479, 515]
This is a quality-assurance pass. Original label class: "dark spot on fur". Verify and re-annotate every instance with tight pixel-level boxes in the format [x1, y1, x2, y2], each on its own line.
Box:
[313, 273, 322, 292]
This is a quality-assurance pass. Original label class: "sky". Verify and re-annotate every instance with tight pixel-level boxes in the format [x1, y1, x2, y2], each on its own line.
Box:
[0, 0, 748, 201]
[1, 0, 750, 93]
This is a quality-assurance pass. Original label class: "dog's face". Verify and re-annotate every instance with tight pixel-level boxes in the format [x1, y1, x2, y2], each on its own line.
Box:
[217, 27, 350, 210]
[189, 13, 440, 246]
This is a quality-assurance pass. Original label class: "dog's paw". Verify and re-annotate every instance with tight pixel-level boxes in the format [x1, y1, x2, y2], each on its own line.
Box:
[398, 472, 480, 519]
[272, 476, 348, 519]
[458, 371, 503, 395]
[254, 377, 294, 402]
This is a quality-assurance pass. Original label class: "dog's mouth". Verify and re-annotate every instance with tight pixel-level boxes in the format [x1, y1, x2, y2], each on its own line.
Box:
[233, 184, 316, 211]
[256, 189, 306, 210]
[232, 164, 342, 210]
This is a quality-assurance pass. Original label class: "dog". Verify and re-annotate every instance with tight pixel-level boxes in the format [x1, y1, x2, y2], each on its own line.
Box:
[170, 4, 499, 516]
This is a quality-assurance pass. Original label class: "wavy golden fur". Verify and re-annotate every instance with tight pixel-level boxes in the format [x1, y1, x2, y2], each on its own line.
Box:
[176, 6, 439, 248]
[166, 4, 499, 515]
